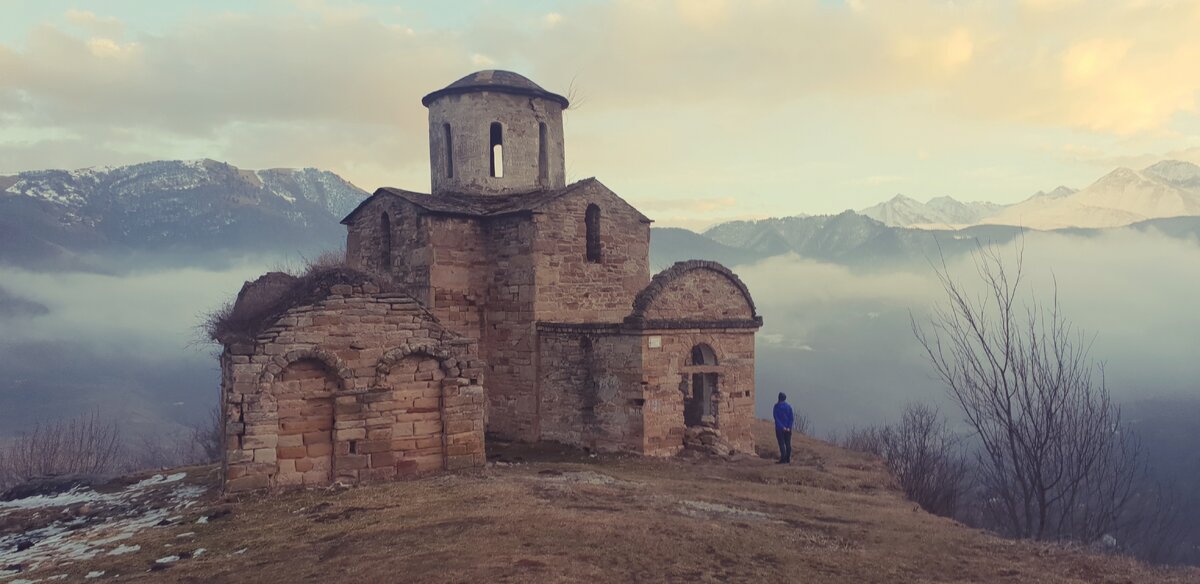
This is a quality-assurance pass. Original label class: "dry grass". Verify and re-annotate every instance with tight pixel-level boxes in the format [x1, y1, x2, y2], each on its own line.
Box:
[12, 422, 1198, 583]
[201, 249, 378, 346]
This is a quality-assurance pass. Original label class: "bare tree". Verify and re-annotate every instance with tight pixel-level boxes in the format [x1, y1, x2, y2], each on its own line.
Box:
[913, 243, 1144, 543]
[839, 425, 886, 457]
[129, 407, 223, 470]
[792, 413, 811, 436]
[839, 403, 971, 518]
[881, 403, 972, 517]
[0, 411, 121, 488]
[190, 405, 223, 463]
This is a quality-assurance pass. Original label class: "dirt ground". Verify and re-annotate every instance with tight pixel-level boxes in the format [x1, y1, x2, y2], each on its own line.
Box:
[3, 421, 1196, 583]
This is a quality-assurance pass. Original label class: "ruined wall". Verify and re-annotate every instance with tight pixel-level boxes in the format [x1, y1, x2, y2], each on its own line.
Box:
[427, 91, 566, 195]
[220, 285, 486, 493]
[533, 183, 651, 323]
[537, 326, 644, 453]
[344, 197, 431, 305]
[639, 330, 756, 456]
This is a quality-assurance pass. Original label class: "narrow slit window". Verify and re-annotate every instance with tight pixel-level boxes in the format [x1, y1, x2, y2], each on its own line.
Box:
[380, 212, 392, 271]
[443, 123, 453, 178]
[489, 122, 504, 178]
[585, 204, 601, 263]
[538, 122, 548, 181]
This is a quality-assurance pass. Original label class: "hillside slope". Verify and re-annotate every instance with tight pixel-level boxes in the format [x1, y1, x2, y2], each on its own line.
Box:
[3, 422, 1194, 583]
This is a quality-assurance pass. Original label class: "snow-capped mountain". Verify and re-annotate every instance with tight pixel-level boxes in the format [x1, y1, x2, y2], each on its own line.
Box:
[1029, 185, 1077, 200]
[0, 159, 368, 269]
[859, 195, 1008, 229]
[857, 160, 1200, 230]
[983, 161, 1200, 230]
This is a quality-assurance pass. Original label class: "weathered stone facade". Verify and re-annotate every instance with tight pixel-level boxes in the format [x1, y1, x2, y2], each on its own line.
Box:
[218, 70, 761, 492]
[218, 277, 486, 492]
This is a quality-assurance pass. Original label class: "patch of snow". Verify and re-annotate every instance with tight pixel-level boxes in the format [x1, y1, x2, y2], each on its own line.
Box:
[233, 548, 248, 555]
[106, 544, 139, 558]
[195, 515, 208, 524]
[85, 572, 105, 579]
[155, 555, 180, 564]
[175, 532, 195, 538]
[193, 548, 206, 557]
[128, 472, 187, 490]
[0, 471, 202, 577]
[0, 488, 105, 510]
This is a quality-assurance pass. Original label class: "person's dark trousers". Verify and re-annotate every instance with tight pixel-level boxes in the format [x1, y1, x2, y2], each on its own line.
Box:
[775, 428, 792, 463]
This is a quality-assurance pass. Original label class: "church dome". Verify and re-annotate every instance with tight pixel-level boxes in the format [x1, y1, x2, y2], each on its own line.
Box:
[422, 70, 569, 108]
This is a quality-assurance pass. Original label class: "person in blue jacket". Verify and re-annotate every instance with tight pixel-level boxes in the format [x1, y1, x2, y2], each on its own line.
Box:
[773, 392, 794, 464]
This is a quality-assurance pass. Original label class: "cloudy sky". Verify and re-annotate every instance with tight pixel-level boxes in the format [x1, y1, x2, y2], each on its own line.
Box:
[2, 0, 1200, 229]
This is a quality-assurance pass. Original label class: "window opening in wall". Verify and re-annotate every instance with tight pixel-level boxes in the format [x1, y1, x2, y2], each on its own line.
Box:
[443, 123, 453, 178]
[538, 122, 548, 181]
[585, 204, 601, 263]
[380, 212, 392, 271]
[489, 122, 504, 178]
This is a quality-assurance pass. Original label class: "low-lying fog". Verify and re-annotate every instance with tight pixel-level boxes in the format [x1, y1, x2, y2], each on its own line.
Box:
[0, 228, 1197, 443]
[743, 228, 1200, 434]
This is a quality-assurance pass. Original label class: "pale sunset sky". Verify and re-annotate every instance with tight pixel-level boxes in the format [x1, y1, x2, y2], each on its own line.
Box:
[2, 0, 1199, 230]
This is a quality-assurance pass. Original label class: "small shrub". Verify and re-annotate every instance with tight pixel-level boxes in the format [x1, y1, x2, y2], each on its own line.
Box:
[0, 411, 121, 489]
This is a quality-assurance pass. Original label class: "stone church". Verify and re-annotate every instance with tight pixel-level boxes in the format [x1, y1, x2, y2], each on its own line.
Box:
[217, 71, 762, 492]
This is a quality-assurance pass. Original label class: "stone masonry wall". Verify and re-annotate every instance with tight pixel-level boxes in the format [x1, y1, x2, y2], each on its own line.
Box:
[428, 215, 489, 343]
[220, 285, 486, 493]
[345, 197, 431, 305]
[639, 330, 756, 456]
[533, 182, 651, 323]
[427, 91, 566, 196]
[537, 327, 644, 453]
[479, 214, 539, 441]
[640, 268, 754, 323]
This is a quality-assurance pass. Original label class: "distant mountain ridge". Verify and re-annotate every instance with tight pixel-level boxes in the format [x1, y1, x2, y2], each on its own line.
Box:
[672, 211, 1200, 269]
[859, 194, 1010, 228]
[0, 159, 368, 270]
[983, 160, 1200, 229]
[857, 160, 1200, 230]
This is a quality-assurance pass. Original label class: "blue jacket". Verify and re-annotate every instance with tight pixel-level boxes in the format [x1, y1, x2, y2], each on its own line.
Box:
[773, 401, 794, 431]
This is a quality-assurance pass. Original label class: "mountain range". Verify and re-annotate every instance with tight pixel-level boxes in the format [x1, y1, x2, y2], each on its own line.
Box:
[858, 160, 1200, 230]
[4, 159, 1200, 275]
[0, 159, 366, 270]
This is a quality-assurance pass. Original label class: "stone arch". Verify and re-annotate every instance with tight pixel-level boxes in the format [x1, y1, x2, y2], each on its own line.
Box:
[627, 260, 759, 324]
[260, 348, 352, 391]
[374, 341, 458, 388]
[691, 343, 718, 366]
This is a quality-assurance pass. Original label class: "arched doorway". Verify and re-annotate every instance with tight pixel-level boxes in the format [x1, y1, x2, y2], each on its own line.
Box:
[273, 359, 337, 487]
[684, 344, 719, 428]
